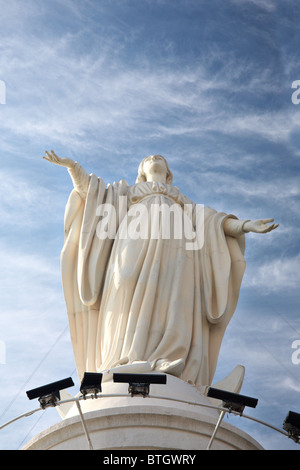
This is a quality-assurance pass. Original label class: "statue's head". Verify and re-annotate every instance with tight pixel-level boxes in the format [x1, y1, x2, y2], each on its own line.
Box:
[136, 155, 173, 184]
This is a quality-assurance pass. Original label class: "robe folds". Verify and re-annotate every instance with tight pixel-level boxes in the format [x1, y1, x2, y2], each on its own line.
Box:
[61, 174, 246, 387]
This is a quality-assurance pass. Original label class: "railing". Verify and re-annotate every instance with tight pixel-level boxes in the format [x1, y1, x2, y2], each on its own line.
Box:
[0, 392, 296, 450]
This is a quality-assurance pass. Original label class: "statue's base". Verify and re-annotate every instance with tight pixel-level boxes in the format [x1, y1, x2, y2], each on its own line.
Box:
[22, 375, 263, 450]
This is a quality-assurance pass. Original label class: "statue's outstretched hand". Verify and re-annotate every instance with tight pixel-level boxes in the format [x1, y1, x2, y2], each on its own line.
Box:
[244, 218, 279, 234]
[43, 150, 75, 169]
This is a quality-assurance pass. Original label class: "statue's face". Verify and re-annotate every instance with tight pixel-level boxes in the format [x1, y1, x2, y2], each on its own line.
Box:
[143, 155, 168, 181]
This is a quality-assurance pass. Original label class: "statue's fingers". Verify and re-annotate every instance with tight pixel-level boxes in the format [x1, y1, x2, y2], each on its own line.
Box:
[44, 151, 52, 161]
[45, 150, 55, 161]
[262, 218, 274, 224]
[265, 223, 278, 232]
[51, 150, 62, 163]
[258, 224, 273, 233]
[44, 150, 59, 164]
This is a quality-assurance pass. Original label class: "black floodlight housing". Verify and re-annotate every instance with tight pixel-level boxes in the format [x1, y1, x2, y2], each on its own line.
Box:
[26, 377, 74, 409]
[207, 387, 258, 415]
[283, 411, 300, 443]
[80, 372, 103, 398]
[113, 373, 167, 397]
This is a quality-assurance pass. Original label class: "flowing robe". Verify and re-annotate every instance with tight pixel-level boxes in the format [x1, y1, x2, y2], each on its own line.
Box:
[61, 166, 246, 387]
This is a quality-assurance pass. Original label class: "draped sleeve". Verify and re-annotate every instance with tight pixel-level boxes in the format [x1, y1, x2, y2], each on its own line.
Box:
[61, 174, 129, 379]
[198, 207, 246, 383]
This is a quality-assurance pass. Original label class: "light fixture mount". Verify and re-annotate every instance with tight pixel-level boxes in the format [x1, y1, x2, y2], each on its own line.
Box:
[26, 377, 75, 409]
[113, 373, 167, 397]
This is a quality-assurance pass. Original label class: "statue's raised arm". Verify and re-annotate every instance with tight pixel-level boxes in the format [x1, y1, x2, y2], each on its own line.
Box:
[43, 150, 90, 199]
[43, 150, 75, 169]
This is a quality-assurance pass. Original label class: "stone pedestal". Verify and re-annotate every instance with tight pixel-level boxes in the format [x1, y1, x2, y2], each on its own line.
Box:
[22, 375, 263, 451]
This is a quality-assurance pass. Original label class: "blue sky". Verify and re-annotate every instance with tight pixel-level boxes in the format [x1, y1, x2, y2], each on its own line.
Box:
[0, 0, 299, 450]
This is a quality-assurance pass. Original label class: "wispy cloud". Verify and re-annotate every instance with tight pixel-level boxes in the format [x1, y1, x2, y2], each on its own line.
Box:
[0, 4, 293, 157]
[230, 0, 277, 13]
[248, 253, 300, 292]
[0, 169, 65, 228]
[282, 377, 300, 393]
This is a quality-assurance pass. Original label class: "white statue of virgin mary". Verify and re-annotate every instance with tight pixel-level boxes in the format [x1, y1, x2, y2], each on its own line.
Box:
[44, 151, 278, 388]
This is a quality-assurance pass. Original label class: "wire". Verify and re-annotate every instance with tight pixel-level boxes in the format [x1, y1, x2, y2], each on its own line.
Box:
[0, 324, 69, 423]
[245, 280, 300, 337]
[234, 314, 300, 386]
[0, 407, 41, 431]
[17, 410, 46, 450]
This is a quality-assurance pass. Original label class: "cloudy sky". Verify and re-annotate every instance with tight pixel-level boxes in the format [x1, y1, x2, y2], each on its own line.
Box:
[0, 0, 299, 451]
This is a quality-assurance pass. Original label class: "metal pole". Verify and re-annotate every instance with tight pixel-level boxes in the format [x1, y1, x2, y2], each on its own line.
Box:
[75, 400, 94, 450]
[206, 410, 226, 450]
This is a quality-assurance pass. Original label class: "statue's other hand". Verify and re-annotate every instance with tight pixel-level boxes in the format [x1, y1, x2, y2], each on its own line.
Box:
[43, 150, 75, 169]
[244, 218, 279, 234]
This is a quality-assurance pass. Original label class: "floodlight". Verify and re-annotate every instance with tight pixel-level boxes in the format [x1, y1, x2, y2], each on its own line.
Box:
[113, 373, 167, 397]
[80, 372, 102, 398]
[207, 387, 258, 414]
[283, 411, 300, 443]
[26, 377, 74, 409]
